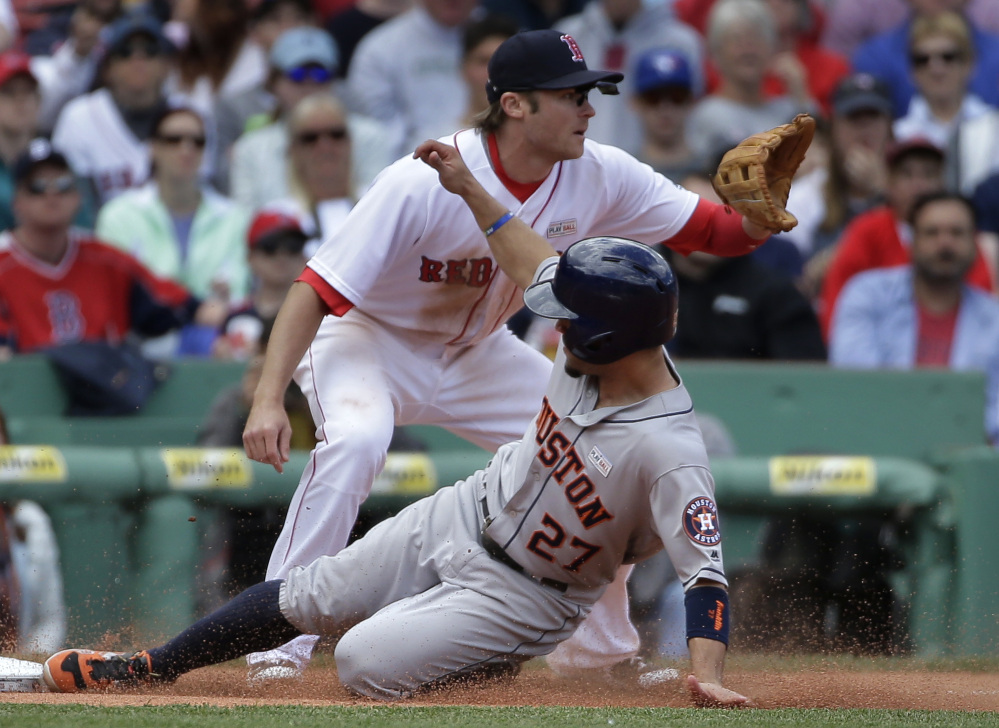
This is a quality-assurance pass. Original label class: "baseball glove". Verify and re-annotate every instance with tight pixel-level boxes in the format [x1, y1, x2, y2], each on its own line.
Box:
[711, 113, 816, 234]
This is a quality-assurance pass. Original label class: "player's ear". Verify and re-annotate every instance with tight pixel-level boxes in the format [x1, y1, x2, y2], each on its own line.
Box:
[501, 92, 528, 120]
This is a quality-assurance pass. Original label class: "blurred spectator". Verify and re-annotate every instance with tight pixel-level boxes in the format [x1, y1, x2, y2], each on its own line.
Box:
[481, 0, 585, 30]
[972, 171, 999, 279]
[346, 0, 478, 160]
[629, 48, 699, 182]
[213, 211, 308, 361]
[822, 0, 999, 58]
[0, 406, 66, 654]
[819, 138, 994, 337]
[784, 73, 894, 292]
[252, 0, 318, 53]
[893, 11, 991, 149]
[685, 0, 811, 166]
[663, 243, 826, 361]
[852, 0, 999, 117]
[554, 0, 704, 156]
[702, 0, 846, 116]
[0, 51, 96, 233]
[263, 93, 356, 250]
[28, 1, 112, 132]
[24, 0, 121, 57]
[830, 191, 999, 447]
[664, 171, 822, 360]
[0, 139, 220, 356]
[762, 0, 848, 117]
[0, 0, 15, 53]
[165, 0, 267, 124]
[327, 0, 412, 76]
[212, 2, 318, 190]
[95, 106, 250, 328]
[457, 14, 518, 129]
[230, 28, 391, 211]
[51, 11, 177, 203]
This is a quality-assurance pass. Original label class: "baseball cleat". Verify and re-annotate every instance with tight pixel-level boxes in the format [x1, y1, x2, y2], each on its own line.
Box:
[42, 649, 154, 693]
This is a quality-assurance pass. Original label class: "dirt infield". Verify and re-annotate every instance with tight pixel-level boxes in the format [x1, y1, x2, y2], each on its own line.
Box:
[3, 662, 998, 711]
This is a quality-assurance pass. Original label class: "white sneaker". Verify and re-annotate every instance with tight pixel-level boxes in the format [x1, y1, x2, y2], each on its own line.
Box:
[247, 663, 303, 685]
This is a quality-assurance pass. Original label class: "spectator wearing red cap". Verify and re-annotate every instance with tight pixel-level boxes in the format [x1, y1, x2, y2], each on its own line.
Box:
[0, 52, 96, 233]
[819, 138, 994, 337]
[212, 210, 308, 361]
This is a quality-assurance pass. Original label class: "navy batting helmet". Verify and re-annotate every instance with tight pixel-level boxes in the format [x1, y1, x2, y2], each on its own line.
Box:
[524, 237, 678, 364]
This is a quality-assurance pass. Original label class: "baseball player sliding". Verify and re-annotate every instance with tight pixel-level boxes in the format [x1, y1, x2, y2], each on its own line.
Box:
[42, 139, 751, 704]
[236, 29, 794, 682]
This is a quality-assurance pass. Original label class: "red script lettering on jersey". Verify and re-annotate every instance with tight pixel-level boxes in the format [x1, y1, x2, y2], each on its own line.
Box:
[419, 256, 494, 287]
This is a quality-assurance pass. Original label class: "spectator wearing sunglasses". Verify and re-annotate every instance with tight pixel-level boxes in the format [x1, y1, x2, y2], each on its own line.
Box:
[230, 27, 392, 211]
[254, 93, 355, 258]
[893, 11, 992, 150]
[94, 106, 251, 347]
[0, 139, 219, 356]
[51, 12, 179, 204]
[0, 52, 97, 234]
[852, 0, 999, 118]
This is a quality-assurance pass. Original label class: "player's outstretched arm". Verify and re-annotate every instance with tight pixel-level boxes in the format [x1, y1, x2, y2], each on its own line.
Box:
[243, 282, 327, 473]
[414, 139, 556, 289]
[687, 637, 752, 707]
[684, 580, 753, 708]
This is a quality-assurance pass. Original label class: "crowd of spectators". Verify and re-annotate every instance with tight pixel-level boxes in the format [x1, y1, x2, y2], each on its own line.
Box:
[0, 0, 995, 441]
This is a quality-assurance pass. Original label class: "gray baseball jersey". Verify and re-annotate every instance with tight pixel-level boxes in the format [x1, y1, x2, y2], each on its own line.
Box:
[280, 259, 727, 698]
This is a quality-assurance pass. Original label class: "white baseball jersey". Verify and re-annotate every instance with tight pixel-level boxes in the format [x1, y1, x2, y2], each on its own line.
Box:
[52, 89, 151, 203]
[305, 128, 699, 347]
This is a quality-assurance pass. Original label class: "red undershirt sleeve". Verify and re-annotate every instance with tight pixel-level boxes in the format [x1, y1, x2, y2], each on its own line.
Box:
[297, 267, 355, 317]
[662, 198, 768, 257]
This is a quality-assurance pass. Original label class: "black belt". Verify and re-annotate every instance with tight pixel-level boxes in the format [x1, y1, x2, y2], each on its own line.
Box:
[480, 497, 569, 593]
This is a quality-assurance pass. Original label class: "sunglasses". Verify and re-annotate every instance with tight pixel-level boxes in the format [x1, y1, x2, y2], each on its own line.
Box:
[156, 133, 207, 148]
[112, 40, 162, 60]
[24, 174, 76, 196]
[911, 50, 965, 68]
[639, 87, 693, 106]
[257, 238, 306, 255]
[286, 65, 334, 84]
[294, 127, 348, 145]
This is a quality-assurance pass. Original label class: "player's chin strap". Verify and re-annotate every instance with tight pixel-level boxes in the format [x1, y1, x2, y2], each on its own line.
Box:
[685, 585, 730, 645]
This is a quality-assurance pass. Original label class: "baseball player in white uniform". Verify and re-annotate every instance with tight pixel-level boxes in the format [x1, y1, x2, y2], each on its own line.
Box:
[42, 154, 750, 704]
[239, 29, 771, 681]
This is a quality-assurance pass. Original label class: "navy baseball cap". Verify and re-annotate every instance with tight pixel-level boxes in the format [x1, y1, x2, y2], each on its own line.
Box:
[832, 73, 893, 117]
[104, 12, 175, 58]
[633, 48, 692, 95]
[13, 138, 72, 185]
[486, 30, 624, 104]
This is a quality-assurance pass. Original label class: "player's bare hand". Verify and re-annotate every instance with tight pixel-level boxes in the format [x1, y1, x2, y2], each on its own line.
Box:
[414, 140, 479, 198]
[686, 675, 754, 708]
[243, 400, 292, 473]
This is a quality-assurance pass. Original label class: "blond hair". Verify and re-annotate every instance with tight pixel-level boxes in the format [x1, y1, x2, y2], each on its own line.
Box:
[909, 10, 974, 60]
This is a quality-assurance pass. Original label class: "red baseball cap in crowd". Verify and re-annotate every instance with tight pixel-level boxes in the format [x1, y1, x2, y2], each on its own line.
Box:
[886, 137, 944, 168]
[247, 210, 309, 253]
[0, 51, 37, 88]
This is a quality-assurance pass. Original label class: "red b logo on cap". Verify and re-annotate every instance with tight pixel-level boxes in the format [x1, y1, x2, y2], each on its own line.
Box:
[561, 34, 584, 63]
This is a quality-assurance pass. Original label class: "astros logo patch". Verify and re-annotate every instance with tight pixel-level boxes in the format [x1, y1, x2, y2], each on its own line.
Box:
[682, 497, 721, 546]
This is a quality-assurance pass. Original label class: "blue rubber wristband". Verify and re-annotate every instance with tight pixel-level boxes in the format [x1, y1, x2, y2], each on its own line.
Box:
[484, 212, 514, 237]
[685, 585, 730, 645]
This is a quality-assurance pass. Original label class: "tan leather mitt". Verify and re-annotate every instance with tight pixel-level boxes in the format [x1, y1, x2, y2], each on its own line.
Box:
[711, 113, 816, 234]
